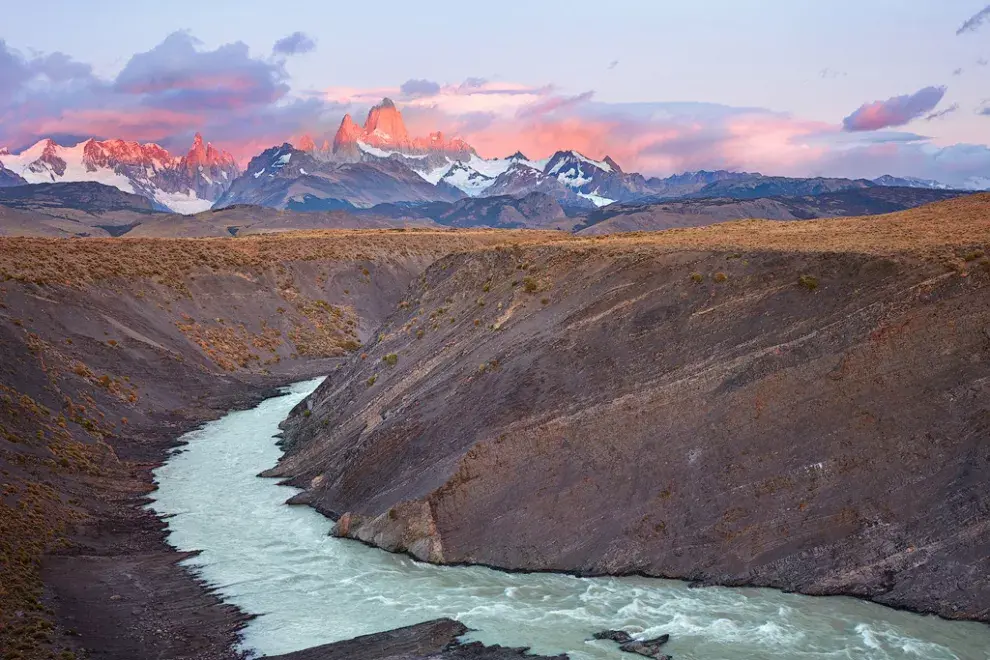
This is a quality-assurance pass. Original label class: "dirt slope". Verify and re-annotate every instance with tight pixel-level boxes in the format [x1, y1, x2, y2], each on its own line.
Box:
[271, 195, 990, 622]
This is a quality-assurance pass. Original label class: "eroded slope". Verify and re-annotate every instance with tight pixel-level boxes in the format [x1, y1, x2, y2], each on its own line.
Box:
[272, 195, 990, 622]
[0, 228, 558, 659]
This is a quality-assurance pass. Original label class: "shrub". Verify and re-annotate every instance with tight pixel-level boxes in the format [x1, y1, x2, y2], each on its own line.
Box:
[482, 283, 491, 292]
[690, 272, 703, 283]
[798, 274, 819, 291]
[713, 272, 728, 283]
[382, 353, 398, 367]
[964, 249, 985, 262]
[523, 277, 539, 293]
[367, 374, 377, 387]
[302, 409, 311, 418]
[541, 297, 549, 305]
[416, 329, 425, 339]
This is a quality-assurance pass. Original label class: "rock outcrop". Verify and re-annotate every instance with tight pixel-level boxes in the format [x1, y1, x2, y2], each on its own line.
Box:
[332, 98, 476, 161]
[265, 619, 567, 660]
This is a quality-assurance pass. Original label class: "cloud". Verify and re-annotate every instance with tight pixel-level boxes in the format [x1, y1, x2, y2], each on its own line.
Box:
[607, 60, 619, 70]
[957, 5, 990, 34]
[0, 38, 97, 98]
[926, 103, 960, 120]
[979, 57, 989, 66]
[115, 32, 289, 111]
[0, 32, 340, 163]
[1, 36, 988, 187]
[272, 32, 316, 56]
[399, 79, 441, 97]
[953, 67, 964, 76]
[515, 90, 594, 118]
[980, 101, 990, 116]
[842, 86, 947, 131]
[819, 68, 847, 79]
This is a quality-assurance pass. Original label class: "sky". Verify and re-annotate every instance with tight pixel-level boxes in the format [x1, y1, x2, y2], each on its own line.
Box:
[1, 0, 989, 185]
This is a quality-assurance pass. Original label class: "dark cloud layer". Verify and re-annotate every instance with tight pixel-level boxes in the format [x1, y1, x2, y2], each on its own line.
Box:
[516, 90, 594, 118]
[957, 5, 990, 34]
[926, 103, 959, 120]
[0, 32, 339, 161]
[400, 79, 442, 97]
[272, 32, 316, 56]
[115, 32, 289, 111]
[842, 86, 947, 131]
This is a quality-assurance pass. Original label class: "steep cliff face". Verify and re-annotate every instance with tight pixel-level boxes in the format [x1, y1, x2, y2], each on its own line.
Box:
[272, 197, 990, 622]
[331, 98, 476, 161]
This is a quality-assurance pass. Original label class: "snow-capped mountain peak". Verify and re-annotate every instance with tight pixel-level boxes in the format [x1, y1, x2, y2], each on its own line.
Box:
[331, 98, 475, 161]
[0, 135, 239, 213]
[546, 150, 614, 175]
[439, 162, 494, 196]
[872, 174, 952, 190]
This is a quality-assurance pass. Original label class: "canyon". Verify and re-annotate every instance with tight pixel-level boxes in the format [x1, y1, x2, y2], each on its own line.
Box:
[0, 195, 988, 659]
[269, 196, 990, 623]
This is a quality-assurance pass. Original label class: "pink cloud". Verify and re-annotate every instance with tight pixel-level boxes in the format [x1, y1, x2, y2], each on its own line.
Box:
[842, 86, 946, 131]
[19, 108, 203, 143]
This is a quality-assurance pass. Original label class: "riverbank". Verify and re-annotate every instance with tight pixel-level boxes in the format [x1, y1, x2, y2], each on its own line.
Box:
[41, 373, 309, 660]
[272, 198, 990, 623]
[1, 229, 548, 659]
[149, 375, 990, 659]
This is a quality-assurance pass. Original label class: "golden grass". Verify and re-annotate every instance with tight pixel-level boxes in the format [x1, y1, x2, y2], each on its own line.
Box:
[1, 195, 988, 287]
[0, 228, 565, 286]
[590, 193, 990, 260]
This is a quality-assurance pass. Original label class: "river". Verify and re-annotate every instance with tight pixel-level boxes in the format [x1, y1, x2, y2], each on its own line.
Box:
[148, 379, 990, 660]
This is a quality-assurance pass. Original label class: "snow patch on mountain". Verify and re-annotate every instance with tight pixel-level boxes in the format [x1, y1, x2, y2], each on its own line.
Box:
[418, 161, 455, 185]
[3, 141, 138, 193]
[872, 174, 952, 190]
[467, 153, 545, 179]
[358, 142, 428, 160]
[578, 191, 616, 207]
[440, 163, 495, 196]
[154, 190, 214, 215]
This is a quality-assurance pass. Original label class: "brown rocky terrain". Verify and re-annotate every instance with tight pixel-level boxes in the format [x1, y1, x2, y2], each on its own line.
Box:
[3, 196, 989, 659]
[576, 187, 969, 235]
[266, 619, 565, 660]
[0, 228, 558, 659]
[269, 195, 990, 623]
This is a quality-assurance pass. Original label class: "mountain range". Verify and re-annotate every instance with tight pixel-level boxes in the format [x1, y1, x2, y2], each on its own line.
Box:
[0, 134, 238, 213]
[2, 96, 988, 218]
